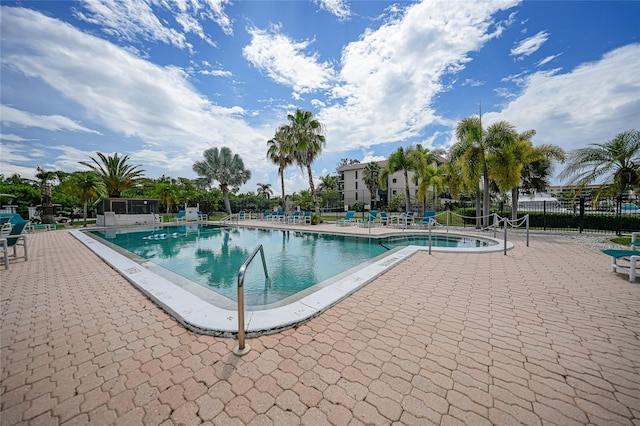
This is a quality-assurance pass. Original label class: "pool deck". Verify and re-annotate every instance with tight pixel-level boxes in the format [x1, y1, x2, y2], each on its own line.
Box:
[2, 222, 640, 425]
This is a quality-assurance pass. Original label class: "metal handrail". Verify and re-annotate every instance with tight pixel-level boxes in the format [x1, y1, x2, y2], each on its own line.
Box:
[234, 244, 270, 356]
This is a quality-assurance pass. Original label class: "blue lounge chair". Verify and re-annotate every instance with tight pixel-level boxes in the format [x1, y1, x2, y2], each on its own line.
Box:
[415, 211, 436, 227]
[603, 249, 640, 281]
[336, 210, 356, 226]
[358, 210, 378, 227]
[393, 212, 415, 228]
[197, 211, 208, 221]
[1, 218, 28, 269]
[270, 210, 285, 221]
[301, 211, 312, 224]
[261, 210, 271, 220]
[378, 212, 390, 226]
[169, 210, 186, 222]
[286, 211, 301, 223]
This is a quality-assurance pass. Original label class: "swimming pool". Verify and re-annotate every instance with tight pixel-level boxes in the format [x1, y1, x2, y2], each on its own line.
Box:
[73, 224, 509, 336]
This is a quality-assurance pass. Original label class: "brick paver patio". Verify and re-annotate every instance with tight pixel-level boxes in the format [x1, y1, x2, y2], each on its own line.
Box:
[1, 228, 639, 425]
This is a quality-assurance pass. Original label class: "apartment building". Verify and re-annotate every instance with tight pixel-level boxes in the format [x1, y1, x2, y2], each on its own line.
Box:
[337, 161, 419, 209]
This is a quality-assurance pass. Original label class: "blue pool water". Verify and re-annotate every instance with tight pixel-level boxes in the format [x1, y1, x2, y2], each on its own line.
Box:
[90, 224, 492, 307]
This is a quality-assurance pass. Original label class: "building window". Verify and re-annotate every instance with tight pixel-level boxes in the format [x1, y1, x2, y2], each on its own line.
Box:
[392, 190, 397, 195]
[355, 193, 358, 200]
[392, 178, 397, 183]
[355, 171, 358, 179]
[355, 181, 358, 190]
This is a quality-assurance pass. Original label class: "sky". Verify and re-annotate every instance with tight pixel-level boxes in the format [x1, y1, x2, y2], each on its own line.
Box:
[1, 0, 639, 195]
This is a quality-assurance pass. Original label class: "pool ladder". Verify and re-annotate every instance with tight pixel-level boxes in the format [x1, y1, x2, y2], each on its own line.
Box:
[234, 244, 270, 356]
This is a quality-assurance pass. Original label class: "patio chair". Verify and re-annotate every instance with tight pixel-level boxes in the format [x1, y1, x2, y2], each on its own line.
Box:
[301, 211, 312, 224]
[197, 211, 208, 221]
[1, 218, 28, 269]
[602, 249, 640, 281]
[358, 210, 378, 227]
[261, 210, 272, 220]
[377, 212, 391, 226]
[286, 211, 301, 223]
[393, 212, 415, 228]
[336, 210, 356, 226]
[270, 210, 285, 221]
[1, 216, 12, 235]
[169, 210, 186, 222]
[414, 211, 436, 227]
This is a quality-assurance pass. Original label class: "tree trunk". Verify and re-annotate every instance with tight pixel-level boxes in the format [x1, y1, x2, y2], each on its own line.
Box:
[475, 189, 481, 229]
[307, 166, 320, 218]
[483, 172, 490, 228]
[511, 187, 519, 221]
[223, 190, 232, 215]
[83, 201, 88, 227]
[280, 172, 286, 213]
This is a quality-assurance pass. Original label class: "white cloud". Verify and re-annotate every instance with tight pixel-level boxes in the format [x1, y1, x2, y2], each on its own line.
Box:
[316, 0, 352, 21]
[484, 44, 640, 162]
[243, 24, 336, 94]
[1, 7, 273, 177]
[0, 105, 101, 134]
[319, 0, 520, 152]
[510, 30, 549, 58]
[73, 0, 233, 51]
[74, 0, 191, 50]
[536, 53, 562, 67]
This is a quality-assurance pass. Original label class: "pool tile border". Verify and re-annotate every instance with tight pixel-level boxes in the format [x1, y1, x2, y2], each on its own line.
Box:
[71, 227, 510, 336]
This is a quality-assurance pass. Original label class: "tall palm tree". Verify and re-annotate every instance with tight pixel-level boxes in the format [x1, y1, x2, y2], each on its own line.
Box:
[450, 116, 490, 226]
[267, 126, 294, 209]
[363, 162, 381, 209]
[257, 183, 273, 199]
[411, 145, 446, 211]
[283, 108, 326, 217]
[66, 171, 104, 226]
[559, 129, 640, 194]
[380, 147, 418, 213]
[495, 138, 565, 220]
[193, 147, 251, 215]
[79, 152, 144, 198]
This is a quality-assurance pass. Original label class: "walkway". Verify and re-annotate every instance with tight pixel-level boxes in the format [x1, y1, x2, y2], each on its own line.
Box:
[1, 227, 639, 425]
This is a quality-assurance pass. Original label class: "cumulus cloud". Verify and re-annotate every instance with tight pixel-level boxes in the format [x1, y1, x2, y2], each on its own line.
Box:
[1, 6, 272, 176]
[0, 105, 101, 134]
[485, 44, 640, 156]
[316, 0, 352, 21]
[510, 30, 549, 58]
[320, 0, 520, 152]
[73, 0, 233, 51]
[243, 24, 337, 94]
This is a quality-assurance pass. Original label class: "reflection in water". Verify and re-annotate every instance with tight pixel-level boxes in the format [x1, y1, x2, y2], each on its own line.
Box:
[90, 226, 489, 306]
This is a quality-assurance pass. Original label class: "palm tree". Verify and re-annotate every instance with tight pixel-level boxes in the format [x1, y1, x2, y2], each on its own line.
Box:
[79, 152, 145, 198]
[317, 174, 338, 192]
[493, 137, 565, 219]
[154, 182, 180, 214]
[257, 183, 273, 199]
[193, 147, 251, 215]
[66, 171, 104, 226]
[35, 166, 57, 224]
[558, 129, 640, 194]
[411, 145, 446, 211]
[380, 147, 418, 213]
[450, 116, 494, 227]
[283, 108, 326, 217]
[267, 126, 294, 209]
[363, 162, 381, 209]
